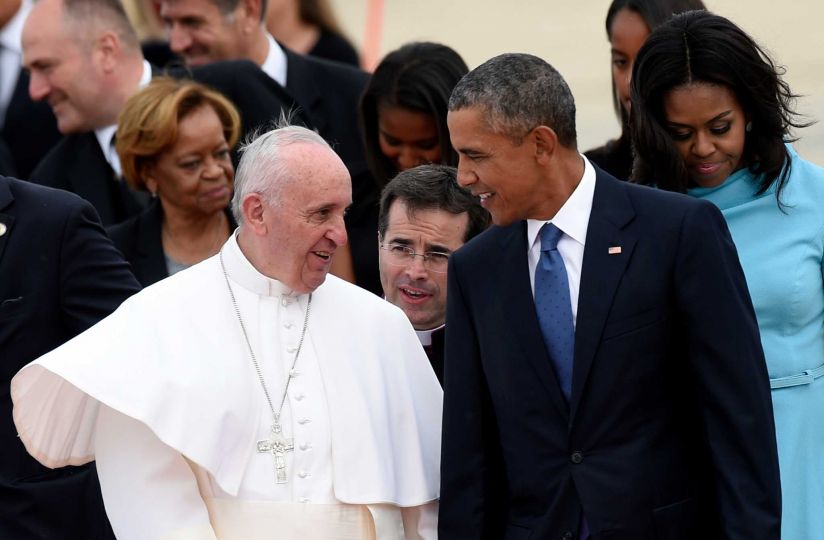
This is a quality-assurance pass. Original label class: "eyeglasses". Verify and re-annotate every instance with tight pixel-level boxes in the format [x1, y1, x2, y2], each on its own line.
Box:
[379, 243, 451, 273]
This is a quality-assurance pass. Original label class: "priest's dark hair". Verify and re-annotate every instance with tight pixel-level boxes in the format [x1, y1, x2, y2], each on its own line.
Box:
[449, 53, 577, 149]
[359, 42, 468, 188]
[630, 10, 810, 199]
[378, 164, 489, 244]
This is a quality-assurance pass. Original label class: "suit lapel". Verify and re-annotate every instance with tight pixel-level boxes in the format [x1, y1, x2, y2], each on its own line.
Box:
[284, 49, 326, 135]
[0, 178, 16, 266]
[496, 223, 569, 418]
[569, 172, 636, 424]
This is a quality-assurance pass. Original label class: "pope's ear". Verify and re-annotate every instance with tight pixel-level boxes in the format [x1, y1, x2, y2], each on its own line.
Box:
[531, 125, 558, 163]
[241, 193, 267, 234]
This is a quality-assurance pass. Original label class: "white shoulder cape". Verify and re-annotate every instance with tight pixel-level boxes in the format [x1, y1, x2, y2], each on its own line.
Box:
[11, 254, 442, 506]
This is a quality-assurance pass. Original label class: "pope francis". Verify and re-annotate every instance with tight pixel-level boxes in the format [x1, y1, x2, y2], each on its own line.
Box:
[11, 125, 442, 539]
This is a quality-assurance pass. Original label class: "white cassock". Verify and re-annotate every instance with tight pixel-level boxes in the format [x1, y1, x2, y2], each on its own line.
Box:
[11, 234, 442, 539]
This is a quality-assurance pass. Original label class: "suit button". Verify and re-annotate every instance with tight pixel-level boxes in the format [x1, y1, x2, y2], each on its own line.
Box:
[570, 451, 583, 464]
[562, 532, 574, 540]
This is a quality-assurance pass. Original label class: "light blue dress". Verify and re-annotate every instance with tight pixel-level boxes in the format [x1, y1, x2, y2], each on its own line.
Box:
[689, 146, 824, 539]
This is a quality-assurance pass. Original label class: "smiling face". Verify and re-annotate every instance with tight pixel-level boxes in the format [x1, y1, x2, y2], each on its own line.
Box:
[377, 104, 442, 172]
[379, 200, 468, 330]
[447, 106, 546, 226]
[144, 104, 234, 217]
[609, 8, 650, 114]
[22, 0, 108, 133]
[663, 82, 747, 188]
[160, 0, 254, 66]
[259, 143, 352, 293]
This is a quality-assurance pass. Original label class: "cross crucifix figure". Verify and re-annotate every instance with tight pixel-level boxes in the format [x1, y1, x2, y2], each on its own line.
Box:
[257, 424, 294, 484]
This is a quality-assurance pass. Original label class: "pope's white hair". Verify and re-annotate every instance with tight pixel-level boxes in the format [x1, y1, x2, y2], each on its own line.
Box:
[231, 119, 330, 224]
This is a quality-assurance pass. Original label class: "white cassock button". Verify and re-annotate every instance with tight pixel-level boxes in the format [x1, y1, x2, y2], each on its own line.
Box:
[284, 321, 293, 329]
[298, 471, 309, 478]
[295, 393, 305, 401]
[298, 418, 311, 425]
[299, 497, 310, 503]
[289, 369, 300, 377]
[281, 296, 291, 307]
[287, 346, 297, 353]
[299, 442, 310, 451]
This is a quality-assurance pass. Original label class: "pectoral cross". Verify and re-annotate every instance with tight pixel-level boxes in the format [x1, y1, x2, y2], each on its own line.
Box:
[257, 423, 294, 484]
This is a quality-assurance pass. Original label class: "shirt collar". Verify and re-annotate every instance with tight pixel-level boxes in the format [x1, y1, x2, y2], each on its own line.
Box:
[262, 34, 288, 87]
[526, 155, 596, 250]
[222, 230, 298, 298]
[415, 324, 445, 346]
[0, 0, 31, 53]
[94, 61, 153, 165]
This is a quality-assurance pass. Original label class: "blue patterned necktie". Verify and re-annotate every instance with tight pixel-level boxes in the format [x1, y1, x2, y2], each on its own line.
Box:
[534, 223, 575, 402]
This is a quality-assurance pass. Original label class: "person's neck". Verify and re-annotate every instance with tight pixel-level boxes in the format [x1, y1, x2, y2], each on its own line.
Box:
[161, 203, 229, 264]
[249, 27, 274, 67]
[102, 56, 146, 128]
[530, 150, 585, 220]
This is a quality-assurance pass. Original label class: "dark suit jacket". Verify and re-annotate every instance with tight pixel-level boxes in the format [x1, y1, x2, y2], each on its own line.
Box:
[106, 199, 236, 287]
[30, 60, 303, 227]
[439, 170, 781, 539]
[0, 69, 62, 180]
[0, 176, 140, 539]
[283, 48, 382, 296]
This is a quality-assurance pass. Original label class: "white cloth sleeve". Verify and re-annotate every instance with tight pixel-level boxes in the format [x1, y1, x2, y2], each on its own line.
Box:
[401, 501, 438, 540]
[95, 405, 218, 540]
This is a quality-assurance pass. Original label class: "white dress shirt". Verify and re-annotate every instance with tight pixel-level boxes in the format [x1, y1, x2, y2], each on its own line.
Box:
[526, 155, 596, 327]
[0, 0, 31, 127]
[262, 34, 288, 87]
[93, 60, 152, 177]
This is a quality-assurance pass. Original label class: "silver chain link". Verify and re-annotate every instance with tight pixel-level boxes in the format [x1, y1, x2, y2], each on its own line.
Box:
[219, 249, 312, 427]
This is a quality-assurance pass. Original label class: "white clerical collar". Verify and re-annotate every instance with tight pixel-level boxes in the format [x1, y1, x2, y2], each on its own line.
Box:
[526, 154, 595, 251]
[415, 324, 445, 347]
[223, 231, 299, 298]
[0, 0, 29, 53]
[262, 33, 288, 87]
[94, 60, 153, 176]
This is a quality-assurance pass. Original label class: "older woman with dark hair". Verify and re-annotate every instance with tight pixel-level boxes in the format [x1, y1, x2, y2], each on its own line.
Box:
[630, 11, 822, 537]
[359, 42, 468, 189]
[108, 77, 240, 286]
[584, 0, 705, 180]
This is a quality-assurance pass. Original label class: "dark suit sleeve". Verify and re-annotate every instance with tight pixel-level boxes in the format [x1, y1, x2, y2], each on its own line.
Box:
[439, 254, 504, 539]
[675, 201, 781, 538]
[57, 197, 141, 335]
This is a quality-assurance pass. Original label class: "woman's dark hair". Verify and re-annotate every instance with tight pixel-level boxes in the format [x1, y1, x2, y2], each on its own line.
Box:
[605, 0, 706, 119]
[630, 10, 809, 198]
[359, 42, 469, 187]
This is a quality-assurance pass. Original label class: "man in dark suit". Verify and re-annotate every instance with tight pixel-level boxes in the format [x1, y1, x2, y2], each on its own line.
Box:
[0, 175, 140, 538]
[439, 53, 781, 539]
[377, 165, 488, 385]
[159, 0, 381, 294]
[0, 0, 61, 179]
[24, 0, 301, 226]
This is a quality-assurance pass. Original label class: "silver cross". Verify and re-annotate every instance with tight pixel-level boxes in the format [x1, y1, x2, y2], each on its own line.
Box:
[257, 424, 294, 484]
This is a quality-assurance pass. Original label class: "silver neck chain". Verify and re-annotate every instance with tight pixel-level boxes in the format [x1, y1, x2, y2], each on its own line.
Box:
[219, 249, 312, 428]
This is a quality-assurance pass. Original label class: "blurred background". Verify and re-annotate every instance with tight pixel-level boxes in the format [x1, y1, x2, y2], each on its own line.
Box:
[330, 0, 824, 164]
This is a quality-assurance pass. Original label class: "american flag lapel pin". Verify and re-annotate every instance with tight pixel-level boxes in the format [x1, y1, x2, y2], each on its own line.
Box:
[608, 246, 622, 255]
